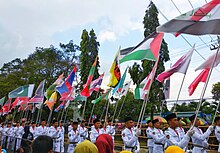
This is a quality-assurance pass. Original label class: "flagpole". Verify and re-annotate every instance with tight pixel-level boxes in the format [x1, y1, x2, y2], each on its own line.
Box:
[116, 93, 128, 120]
[112, 94, 120, 122]
[64, 107, 69, 123]
[60, 101, 66, 121]
[36, 103, 42, 124]
[47, 105, 54, 125]
[12, 109, 17, 123]
[105, 99, 110, 123]
[81, 99, 87, 122]
[192, 39, 220, 128]
[100, 100, 108, 121]
[88, 92, 99, 126]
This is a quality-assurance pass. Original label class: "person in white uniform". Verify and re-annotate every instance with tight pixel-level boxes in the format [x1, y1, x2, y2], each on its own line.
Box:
[30, 121, 37, 139]
[67, 121, 80, 153]
[106, 119, 115, 143]
[78, 120, 88, 143]
[90, 119, 101, 143]
[47, 119, 62, 153]
[58, 120, 65, 153]
[121, 117, 140, 153]
[189, 114, 214, 153]
[215, 116, 220, 153]
[146, 120, 154, 153]
[151, 119, 166, 153]
[36, 119, 48, 137]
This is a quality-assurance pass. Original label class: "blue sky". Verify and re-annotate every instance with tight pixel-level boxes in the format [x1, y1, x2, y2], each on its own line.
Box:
[0, 0, 219, 107]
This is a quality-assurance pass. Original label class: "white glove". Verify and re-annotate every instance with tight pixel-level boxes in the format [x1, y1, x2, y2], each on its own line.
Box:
[186, 129, 195, 137]
[135, 128, 141, 136]
[208, 125, 214, 132]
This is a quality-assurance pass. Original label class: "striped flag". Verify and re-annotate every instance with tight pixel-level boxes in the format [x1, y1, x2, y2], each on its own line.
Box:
[54, 101, 65, 112]
[29, 80, 45, 103]
[157, 0, 220, 36]
[2, 98, 12, 115]
[89, 73, 104, 93]
[112, 68, 128, 95]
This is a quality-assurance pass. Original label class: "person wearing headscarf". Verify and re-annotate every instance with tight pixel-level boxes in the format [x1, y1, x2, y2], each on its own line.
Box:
[95, 134, 114, 153]
[21, 126, 34, 153]
[165, 146, 185, 153]
[74, 140, 98, 153]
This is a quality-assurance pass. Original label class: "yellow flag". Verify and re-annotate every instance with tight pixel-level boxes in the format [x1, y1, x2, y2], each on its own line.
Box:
[44, 92, 57, 110]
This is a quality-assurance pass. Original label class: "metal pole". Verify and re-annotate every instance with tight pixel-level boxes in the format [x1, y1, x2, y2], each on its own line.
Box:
[117, 93, 128, 120]
[47, 105, 54, 125]
[60, 101, 66, 121]
[88, 104, 95, 125]
[36, 104, 42, 124]
[173, 74, 186, 112]
[192, 43, 220, 128]
[105, 100, 110, 123]
[112, 94, 121, 122]
[100, 100, 108, 121]
[81, 99, 87, 121]
[64, 108, 69, 123]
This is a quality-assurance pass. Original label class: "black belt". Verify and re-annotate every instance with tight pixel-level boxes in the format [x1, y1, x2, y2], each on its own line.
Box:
[125, 146, 137, 151]
[155, 142, 164, 146]
[147, 138, 153, 139]
[69, 142, 78, 145]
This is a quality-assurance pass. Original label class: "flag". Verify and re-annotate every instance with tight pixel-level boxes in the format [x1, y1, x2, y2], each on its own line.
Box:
[19, 100, 29, 111]
[91, 90, 111, 104]
[157, 0, 220, 36]
[0, 97, 5, 106]
[10, 97, 29, 110]
[2, 98, 12, 115]
[81, 57, 98, 97]
[65, 100, 70, 109]
[112, 68, 128, 95]
[164, 78, 170, 99]
[119, 32, 164, 64]
[188, 68, 210, 96]
[157, 45, 195, 82]
[44, 92, 57, 110]
[29, 80, 45, 103]
[45, 73, 64, 99]
[57, 66, 77, 99]
[60, 87, 75, 101]
[54, 101, 65, 112]
[74, 94, 87, 102]
[108, 48, 121, 87]
[195, 51, 220, 71]
[89, 73, 104, 94]
[115, 81, 131, 97]
[134, 59, 159, 99]
[36, 103, 42, 109]
[8, 84, 35, 98]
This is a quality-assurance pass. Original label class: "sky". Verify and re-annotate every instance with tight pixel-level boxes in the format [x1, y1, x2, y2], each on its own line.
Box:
[0, 0, 219, 108]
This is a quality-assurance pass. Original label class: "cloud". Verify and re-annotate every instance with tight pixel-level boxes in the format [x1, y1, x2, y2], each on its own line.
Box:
[98, 31, 116, 43]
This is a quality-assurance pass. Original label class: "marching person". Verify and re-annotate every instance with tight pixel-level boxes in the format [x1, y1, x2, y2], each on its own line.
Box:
[146, 120, 154, 153]
[151, 119, 166, 153]
[47, 119, 62, 153]
[36, 118, 48, 136]
[4, 122, 13, 149]
[100, 120, 108, 134]
[214, 116, 220, 153]
[14, 121, 24, 151]
[30, 121, 37, 139]
[189, 114, 214, 153]
[90, 119, 101, 143]
[121, 117, 140, 153]
[176, 117, 186, 140]
[58, 120, 65, 153]
[78, 119, 88, 143]
[164, 113, 192, 150]
[67, 121, 80, 153]
[106, 119, 115, 143]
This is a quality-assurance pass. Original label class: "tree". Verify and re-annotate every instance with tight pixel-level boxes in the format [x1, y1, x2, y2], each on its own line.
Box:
[212, 82, 220, 101]
[129, 1, 170, 120]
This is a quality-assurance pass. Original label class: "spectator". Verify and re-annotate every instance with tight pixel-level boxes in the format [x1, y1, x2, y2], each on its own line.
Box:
[95, 134, 114, 153]
[32, 135, 53, 153]
[164, 146, 185, 153]
[21, 126, 34, 153]
[74, 140, 98, 153]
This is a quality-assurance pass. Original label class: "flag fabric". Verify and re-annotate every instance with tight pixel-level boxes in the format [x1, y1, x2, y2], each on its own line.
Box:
[164, 78, 170, 99]
[112, 68, 128, 95]
[0, 97, 5, 106]
[60, 87, 75, 101]
[57, 66, 77, 100]
[108, 49, 121, 87]
[29, 80, 45, 103]
[45, 73, 64, 99]
[36, 103, 42, 109]
[157, 45, 195, 82]
[89, 73, 104, 94]
[74, 94, 87, 102]
[19, 100, 29, 111]
[65, 100, 70, 109]
[115, 81, 131, 97]
[8, 84, 35, 98]
[44, 92, 57, 110]
[10, 97, 29, 110]
[91, 90, 111, 104]
[119, 32, 164, 64]
[188, 68, 210, 96]
[157, 0, 220, 36]
[54, 101, 65, 112]
[134, 59, 159, 99]
[195, 51, 220, 71]
[81, 57, 98, 97]
[2, 98, 12, 115]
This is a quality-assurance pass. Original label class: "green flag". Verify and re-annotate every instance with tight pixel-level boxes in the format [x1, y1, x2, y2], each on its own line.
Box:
[92, 90, 111, 104]
[0, 97, 5, 106]
[74, 95, 87, 102]
[8, 84, 35, 98]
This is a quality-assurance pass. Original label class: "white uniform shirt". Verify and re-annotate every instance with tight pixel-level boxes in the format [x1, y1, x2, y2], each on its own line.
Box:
[30, 126, 37, 139]
[36, 125, 48, 136]
[152, 128, 166, 153]
[215, 125, 220, 152]
[191, 126, 212, 153]
[14, 126, 24, 139]
[146, 127, 154, 147]
[90, 128, 100, 143]
[165, 127, 190, 149]
[176, 127, 185, 140]
[106, 125, 115, 140]
[78, 125, 88, 142]
[48, 126, 62, 152]
[121, 128, 140, 153]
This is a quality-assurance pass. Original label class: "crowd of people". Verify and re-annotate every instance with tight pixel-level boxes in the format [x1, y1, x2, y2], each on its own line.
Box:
[0, 113, 219, 153]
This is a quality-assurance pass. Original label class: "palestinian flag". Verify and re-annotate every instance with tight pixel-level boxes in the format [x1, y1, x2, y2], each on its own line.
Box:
[108, 48, 121, 87]
[119, 32, 163, 64]
[8, 84, 35, 98]
[81, 57, 98, 97]
[157, 0, 220, 36]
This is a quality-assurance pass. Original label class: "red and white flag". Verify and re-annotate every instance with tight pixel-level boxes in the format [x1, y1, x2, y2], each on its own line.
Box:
[157, 0, 220, 36]
[157, 45, 194, 82]
[188, 68, 210, 96]
[195, 51, 220, 71]
[2, 98, 12, 115]
[10, 97, 29, 110]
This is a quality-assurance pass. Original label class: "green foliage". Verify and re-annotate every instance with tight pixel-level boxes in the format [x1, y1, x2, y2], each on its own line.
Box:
[212, 82, 220, 101]
[129, 1, 170, 117]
